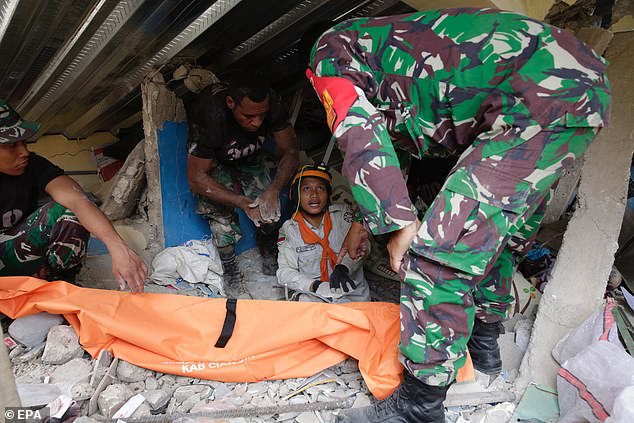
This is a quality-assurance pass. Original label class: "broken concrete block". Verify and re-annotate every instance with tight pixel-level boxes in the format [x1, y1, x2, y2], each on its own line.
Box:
[127, 381, 145, 395]
[173, 384, 213, 402]
[89, 350, 112, 388]
[278, 412, 301, 422]
[41, 325, 83, 365]
[130, 402, 151, 418]
[158, 374, 176, 387]
[213, 382, 231, 398]
[144, 377, 159, 391]
[112, 394, 146, 419]
[246, 381, 268, 395]
[8, 312, 64, 347]
[351, 393, 372, 408]
[178, 393, 201, 413]
[8, 344, 26, 360]
[12, 343, 45, 363]
[17, 384, 62, 407]
[51, 357, 92, 384]
[484, 402, 517, 423]
[98, 384, 134, 418]
[88, 357, 118, 416]
[100, 141, 146, 221]
[296, 412, 321, 423]
[141, 389, 171, 411]
[70, 382, 95, 401]
[116, 360, 151, 382]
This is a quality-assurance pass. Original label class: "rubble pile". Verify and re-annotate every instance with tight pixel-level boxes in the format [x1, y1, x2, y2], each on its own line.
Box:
[6, 320, 373, 422]
[2, 249, 532, 422]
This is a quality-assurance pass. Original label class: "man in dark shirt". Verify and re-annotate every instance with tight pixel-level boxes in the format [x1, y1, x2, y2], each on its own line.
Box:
[0, 100, 147, 292]
[186, 71, 298, 298]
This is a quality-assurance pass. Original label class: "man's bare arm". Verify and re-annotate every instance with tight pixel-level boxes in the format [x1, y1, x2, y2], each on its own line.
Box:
[248, 125, 299, 222]
[269, 125, 299, 192]
[187, 154, 264, 226]
[45, 175, 147, 292]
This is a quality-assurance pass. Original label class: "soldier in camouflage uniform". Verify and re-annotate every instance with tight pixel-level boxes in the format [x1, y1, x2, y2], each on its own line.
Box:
[1, 100, 147, 291]
[302, 8, 610, 422]
[1, 201, 89, 280]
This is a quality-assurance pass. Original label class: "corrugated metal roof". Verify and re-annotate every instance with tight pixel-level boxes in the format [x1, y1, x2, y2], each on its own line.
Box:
[0, 0, 413, 139]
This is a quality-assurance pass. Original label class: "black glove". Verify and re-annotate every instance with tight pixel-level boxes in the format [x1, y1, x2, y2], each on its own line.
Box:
[329, 264, 357, 293]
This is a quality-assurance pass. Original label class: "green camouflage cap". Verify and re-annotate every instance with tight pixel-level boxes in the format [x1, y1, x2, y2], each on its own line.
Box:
[0, 99, 40, 144]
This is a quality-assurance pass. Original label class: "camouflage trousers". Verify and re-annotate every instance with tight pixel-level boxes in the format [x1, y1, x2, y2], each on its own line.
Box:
[0, 201, 89, 279]
[399, 125, 600, 386]
[196, 158, 280, 248]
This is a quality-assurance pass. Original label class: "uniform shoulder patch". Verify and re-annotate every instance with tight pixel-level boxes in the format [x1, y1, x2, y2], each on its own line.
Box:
[306, 68, 358, 133]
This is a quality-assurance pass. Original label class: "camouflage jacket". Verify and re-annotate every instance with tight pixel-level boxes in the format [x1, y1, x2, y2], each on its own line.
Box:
[307, 8, 611, 235]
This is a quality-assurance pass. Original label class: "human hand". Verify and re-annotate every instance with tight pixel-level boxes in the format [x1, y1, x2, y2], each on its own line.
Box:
[243, 200, 265, 227]
[337, 221, 368, 262]
[387, 219, 420, 273]
[329, 264, 357, 294]
[110, 245, 148, 293]
[249, 189, 281, 224]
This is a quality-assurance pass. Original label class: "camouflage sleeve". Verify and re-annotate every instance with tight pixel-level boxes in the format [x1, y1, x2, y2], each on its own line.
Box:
[334, 87, 417, 235]
[276, 222, 319, 291]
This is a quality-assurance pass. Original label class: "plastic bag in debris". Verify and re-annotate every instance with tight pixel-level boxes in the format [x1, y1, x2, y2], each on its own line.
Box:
[150, 240, 223, 292]
[554, 300, 634, 422]
[605, 385, 634, 423]
[552, 300, 622, 364]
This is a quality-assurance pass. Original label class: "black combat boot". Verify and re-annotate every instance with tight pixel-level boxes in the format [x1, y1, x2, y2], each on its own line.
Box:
[337, 372, 449, 423]
[219, 246, 250, 299]
[258, 233, 279, 276]
[467, 319, 504, 375]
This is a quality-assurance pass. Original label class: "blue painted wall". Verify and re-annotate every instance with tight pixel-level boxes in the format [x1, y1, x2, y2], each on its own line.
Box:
[156, 121, 258, 253]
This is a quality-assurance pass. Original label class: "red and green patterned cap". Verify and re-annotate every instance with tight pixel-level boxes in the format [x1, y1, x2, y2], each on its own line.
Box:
[0, 99, 40, 144]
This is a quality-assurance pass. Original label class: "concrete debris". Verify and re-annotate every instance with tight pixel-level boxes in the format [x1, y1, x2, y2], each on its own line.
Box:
[89, 349, 112, 388]
[117, 360, 152, 382]
[141, 389, 171, 411]
[131, 402, 152, 418]
[112, 393, 146, 418]
[50, 357, 92, 384]
[8, 339, 530, 422]
[12, 342, 45, 363]
[7, 250, 538, 422]
[17, 383, 62, 407]
[98, 383, 134, 418]
[70, 382, 95, 401]
[100, 140, 146, 221]
[173, 384, 213, 402]
[41, 325, 83, 365]
[514, 318, 535, 352]
[8, 312, 64, 347]
[296, 411, 322, 423]
[88, 357, 119, 416]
